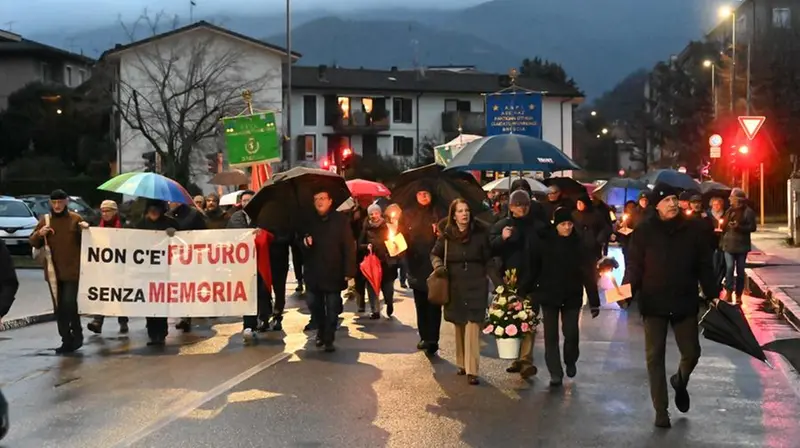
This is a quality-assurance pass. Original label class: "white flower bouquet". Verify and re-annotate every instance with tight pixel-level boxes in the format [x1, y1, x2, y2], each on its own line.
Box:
[483, 269, 539, 339]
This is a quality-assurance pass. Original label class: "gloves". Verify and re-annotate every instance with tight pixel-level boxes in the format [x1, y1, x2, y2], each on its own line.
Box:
[590, 307, 600, 319]
[433, 266, 447, 278]
[166, 227, 177, 237]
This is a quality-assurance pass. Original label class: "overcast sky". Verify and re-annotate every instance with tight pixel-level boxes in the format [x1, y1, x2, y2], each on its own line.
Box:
[2, 0, 472, 34]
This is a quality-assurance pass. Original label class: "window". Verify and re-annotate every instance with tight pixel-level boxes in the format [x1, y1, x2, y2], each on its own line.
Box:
[444, 99, 471, 112]
[393, 136, 414, 156]
[736, 14, 747, 35]
[361, 98, 373, 114]
[337, 97, 351, 120]
[323, 95, 337, 125]
[773, 8, 791, 28]
[40, 62, 51, 82]
[0, 200, 34, 218]
[392, 98, 413, 123]
[303, 95, 317, 126]
[65, 66, 73, 86]
[78, 69, 87, 84]
[302, 135, 316, 160]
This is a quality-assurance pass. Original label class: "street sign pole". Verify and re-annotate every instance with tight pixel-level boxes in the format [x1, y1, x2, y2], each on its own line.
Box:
[760, 162, 765, 227]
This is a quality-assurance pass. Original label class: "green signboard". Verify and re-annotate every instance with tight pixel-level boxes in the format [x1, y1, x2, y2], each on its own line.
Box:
[222, 112, 280, 167]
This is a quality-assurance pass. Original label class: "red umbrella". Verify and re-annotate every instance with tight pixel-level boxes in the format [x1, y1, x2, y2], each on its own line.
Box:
[360, 251, 383, 295]
[347, 179, 391, 198]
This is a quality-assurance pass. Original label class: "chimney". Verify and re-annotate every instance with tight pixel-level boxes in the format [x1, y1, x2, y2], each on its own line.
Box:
[318, 64, 327, 81]
[390, 66, 398, 72]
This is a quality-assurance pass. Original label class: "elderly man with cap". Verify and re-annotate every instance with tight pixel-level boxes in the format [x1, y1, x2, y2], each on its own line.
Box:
[720, 188, 757, 303]
[490, 189, 544, 379]
[29, 190, 89, 353]
[400, 184, 446, 355]
[678, 191, 693, 212]
[87, 200, 130, 335]
[627, 183, 720, 428]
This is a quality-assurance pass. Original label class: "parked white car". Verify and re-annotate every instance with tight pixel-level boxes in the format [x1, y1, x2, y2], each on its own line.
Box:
[0, 196, 38, 254]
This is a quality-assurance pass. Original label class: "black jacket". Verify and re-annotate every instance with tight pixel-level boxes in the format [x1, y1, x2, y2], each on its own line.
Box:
[720, 205, 757, 254]
[302, 211, 356, 293]
[359, 220, 392, 267]
[401, 204, 445, 291]
[226, 210, 254, 229]
[136, 214, 179, 231]
[627, 213, 719, 318]
[489, 213, 544, 296]
[0, 240, 18, 318]
[572, 205, 612, 260]
[168, 204, 207, 231]
[533, 228, 600, 309]
[542, 196, 573, 222]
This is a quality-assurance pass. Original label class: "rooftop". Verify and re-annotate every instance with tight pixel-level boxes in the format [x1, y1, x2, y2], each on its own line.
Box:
[288, 65, 583, 98]
[0, 29, 94, 64]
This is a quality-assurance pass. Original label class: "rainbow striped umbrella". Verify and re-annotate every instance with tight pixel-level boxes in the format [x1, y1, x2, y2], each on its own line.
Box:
[98, 172, 193, 204]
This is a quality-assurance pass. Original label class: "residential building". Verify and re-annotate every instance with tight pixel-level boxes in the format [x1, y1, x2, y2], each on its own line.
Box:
[707, 0, 797, 48]
[0, 29, 94, 109]
[286, 65, 583, 166]
[98, 21, 298, 186]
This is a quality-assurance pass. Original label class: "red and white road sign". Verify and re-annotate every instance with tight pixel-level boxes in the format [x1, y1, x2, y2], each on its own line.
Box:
[738, 116, 766, 140]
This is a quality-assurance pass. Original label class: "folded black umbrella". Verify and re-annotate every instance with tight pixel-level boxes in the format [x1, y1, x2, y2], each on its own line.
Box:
[392, 164, 492, 223]
[699, 301, 769, 364]
[0, 388, 8, 440]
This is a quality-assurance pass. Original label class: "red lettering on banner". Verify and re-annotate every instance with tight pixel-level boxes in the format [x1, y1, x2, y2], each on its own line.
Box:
[198, 282, 211, 302]
[149, 282, 165, 302]
[167, 282, 179, 303]
[213, 282, 225, 302]
[167, 245, 177, 265]
[180, 283, 195, 302]
[191, 243, 205, 264]
[178, 245, 192, 265]
[235, 243, 249, 263]
[233, 281, 246, 301]
[221, 244, 235, 264]
[208, 245, 221, 264]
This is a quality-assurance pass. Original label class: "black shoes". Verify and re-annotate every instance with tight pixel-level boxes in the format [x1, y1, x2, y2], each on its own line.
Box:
[87, 321, 102, 334]
[425, 343, 439, 356]
[270, 315, 283, 332]
[506, 362, 521, 373]
[566, 364, 577, 378]
[520, 365, 538, 379]
[119, 322, 129, 334]
[175, 320, 191, 333]
[467, 375, 480, 386]
[670, 374, 691, 413]
[55, 340, 82, 354]
[417, 341, 428, 350]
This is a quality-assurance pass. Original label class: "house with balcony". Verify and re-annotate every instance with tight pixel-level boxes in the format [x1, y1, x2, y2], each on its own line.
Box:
[286, 65, 583, 165]
[0, 29, 94, 110]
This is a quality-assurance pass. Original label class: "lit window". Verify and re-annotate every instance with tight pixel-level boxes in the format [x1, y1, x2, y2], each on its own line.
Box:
[338, 97, 350, 120]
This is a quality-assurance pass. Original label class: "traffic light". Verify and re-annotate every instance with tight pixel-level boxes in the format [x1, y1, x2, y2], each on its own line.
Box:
[206, 152, 221, 174]
[341, 147, 353, 170]
[142, 151, 156, 172]
[738, 145, 749, 155]
[320, 157, 331, 170]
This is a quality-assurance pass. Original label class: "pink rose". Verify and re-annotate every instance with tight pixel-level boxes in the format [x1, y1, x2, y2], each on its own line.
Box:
[483, 324, 494, 335]
[521, 322, 530, 333]
[505, 324, 518, 337]
[514, 302, 523, 311]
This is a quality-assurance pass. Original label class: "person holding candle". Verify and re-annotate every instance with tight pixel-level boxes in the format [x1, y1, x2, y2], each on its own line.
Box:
[385, 204, 408, 288]
[359, 204, 396, 319]
[708, 197, 727, 286]
[720, 188, 757, 303]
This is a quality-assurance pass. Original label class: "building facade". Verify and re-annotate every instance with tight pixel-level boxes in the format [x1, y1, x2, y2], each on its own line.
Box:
[286, 65, 583, 166]
[0, 29, 94, 110]
[99, 21, 297, 187]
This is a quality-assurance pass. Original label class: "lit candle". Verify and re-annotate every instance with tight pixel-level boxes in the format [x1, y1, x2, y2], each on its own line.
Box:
[685, 210, 692, 216]
[717, 218, 724, 231]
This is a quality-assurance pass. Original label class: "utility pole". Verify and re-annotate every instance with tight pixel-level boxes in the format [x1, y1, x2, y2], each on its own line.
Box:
[285, 0, 293, 168]
[730, 13, 736, 112]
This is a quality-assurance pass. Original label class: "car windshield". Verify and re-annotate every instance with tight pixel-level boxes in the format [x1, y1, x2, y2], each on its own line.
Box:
[0, 200, 33, 218]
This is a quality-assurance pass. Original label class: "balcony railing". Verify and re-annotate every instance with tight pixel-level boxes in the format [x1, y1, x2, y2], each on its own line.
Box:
[331, 110, 390, 135]
[441, 111, 486, 135]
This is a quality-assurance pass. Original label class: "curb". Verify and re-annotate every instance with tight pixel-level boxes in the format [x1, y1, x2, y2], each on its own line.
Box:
[745, 268, 800, 332]
[0, 312, 56, 332]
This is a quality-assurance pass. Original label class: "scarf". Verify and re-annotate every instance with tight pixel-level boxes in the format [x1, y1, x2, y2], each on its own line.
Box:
[255, 229, 274, 290]
[100, 216, 122, 228]
[447, 221, 472, 243]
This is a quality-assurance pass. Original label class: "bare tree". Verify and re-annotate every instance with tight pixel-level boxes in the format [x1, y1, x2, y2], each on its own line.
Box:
[96, 11, 278, 186]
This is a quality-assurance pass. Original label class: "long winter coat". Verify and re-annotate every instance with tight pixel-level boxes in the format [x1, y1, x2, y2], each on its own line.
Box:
[401, 204, 445, 292]
[431, 220, 502, 325]
[533, 228, 600, 309]
[720, 205, 757, 254]
[572, 200, 612, 260]
[627, 213, 719, 318]
[301, 211, 356, 293]
[489, 213, 544, 296]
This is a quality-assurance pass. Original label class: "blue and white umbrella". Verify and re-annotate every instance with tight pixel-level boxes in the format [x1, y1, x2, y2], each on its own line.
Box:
[444, 134, 582, 173]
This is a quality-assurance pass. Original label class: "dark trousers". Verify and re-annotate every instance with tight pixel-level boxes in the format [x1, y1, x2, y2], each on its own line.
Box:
[56, 281, 82, 345]
[311, 291, 342, 345]
[541, 305, 581, 380]
[413, 289, 442, 344]
[366, 268, 395, 313]
[724, 252, 748, 296]
[270, 242, 290, 316]
[243, 274, 272, 330]
[713, 249, 725, 286]
[643, 314, 701, 413]
[397, 258, 408, 284]
[146, 318, 168, 340]
[290, 241, 304, 284]
[355, 268, 368, 311]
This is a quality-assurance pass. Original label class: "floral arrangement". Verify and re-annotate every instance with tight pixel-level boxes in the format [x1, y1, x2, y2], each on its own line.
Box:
[483, 269, 540, 339]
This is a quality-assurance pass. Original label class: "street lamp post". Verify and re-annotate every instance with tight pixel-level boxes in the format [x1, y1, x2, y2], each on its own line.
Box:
[720, 6, 735, 112]
[703, 60, 717, 119]
[285, 0, 293, 168]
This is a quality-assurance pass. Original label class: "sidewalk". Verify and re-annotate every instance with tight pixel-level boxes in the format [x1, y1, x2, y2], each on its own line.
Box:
[746, 228, 800, 331]
[0, 270, 56, 331]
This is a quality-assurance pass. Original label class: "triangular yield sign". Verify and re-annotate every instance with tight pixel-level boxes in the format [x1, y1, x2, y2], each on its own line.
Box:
[738, 116, 766, 140]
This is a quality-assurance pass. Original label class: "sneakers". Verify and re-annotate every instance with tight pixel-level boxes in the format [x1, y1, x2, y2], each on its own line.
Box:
[242, 328, 257, 345]
[369, 312, 380, 320]
[670, 374, 691, 413]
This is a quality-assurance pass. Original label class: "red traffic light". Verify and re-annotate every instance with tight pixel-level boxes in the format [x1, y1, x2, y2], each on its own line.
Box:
[738, 145, 749, 155]
[320, 157, 330, 169]
[342, 147, 352, 159]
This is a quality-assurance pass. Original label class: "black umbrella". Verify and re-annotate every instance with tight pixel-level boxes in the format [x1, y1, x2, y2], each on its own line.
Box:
[542, 177, 587, 198]
[444, 134, 582, 173]
[639, 169, 700, 191]
[245, 167, 350, 232]
[392, 164, 491, 223]
[700, 180, 731, 194]
[699, 301, 770, 365]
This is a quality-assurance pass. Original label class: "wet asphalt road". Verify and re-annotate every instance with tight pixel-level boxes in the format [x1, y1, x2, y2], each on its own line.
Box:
[2, 262, 800, 446]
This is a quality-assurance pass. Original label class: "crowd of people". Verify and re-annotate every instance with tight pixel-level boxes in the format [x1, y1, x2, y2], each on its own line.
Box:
[0, 174, 759, 429]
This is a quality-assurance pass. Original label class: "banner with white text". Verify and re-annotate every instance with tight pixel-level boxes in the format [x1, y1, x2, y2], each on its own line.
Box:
[78, 228, 257, 317]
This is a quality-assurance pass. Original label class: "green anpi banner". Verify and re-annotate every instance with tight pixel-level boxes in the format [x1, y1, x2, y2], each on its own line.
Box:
[222, 112, 280, 167]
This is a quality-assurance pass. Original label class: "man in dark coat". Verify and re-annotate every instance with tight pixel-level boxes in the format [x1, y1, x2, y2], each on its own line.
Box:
[541, 185, 573, 221]
[534, 207, 600, 387]
[720, 188, 757, 303]
[203, 193, 229, 229]
[137, 200, 180, 346]
[401, 186, 445, 355]
[627, 183, 720, 428]
[0, 239, 19, 327]
[572, 195, 612, 261]
[168, 199, 207, 333]
[490, 190, 544, 378]
[301, 188, 356, 352]
[498, 179, 548, 227]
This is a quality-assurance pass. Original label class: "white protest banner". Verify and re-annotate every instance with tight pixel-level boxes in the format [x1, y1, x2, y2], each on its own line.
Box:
[78, 228, 257, 317]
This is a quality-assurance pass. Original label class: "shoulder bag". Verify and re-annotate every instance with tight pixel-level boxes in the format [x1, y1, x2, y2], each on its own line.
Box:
[426, 239, 449, 306]
[32, 214, 50, 264]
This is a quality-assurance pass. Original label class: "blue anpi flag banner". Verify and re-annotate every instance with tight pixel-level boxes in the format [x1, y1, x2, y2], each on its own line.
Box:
[485, 92, 543, 137]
